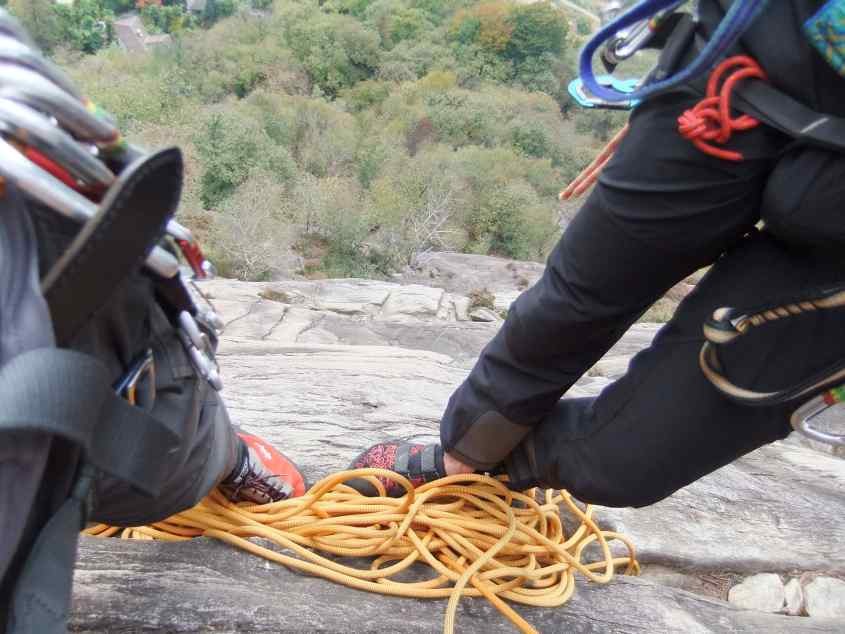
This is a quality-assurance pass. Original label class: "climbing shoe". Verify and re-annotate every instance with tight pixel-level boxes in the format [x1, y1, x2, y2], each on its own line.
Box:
[346, 441, 446, 497]
[220, 432, 307, 504]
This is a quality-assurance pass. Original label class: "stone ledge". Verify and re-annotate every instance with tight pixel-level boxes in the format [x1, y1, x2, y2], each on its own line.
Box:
[72, 537, 843, 633]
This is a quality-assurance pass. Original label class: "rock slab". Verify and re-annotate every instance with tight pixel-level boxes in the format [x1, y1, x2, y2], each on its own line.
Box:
[67, 272, 845, 632]
[72, 537, 843, 633]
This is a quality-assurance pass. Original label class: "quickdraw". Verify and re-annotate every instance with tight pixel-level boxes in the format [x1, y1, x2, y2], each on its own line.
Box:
[699, 285, 845, 446]
[0, 7, 223, 390]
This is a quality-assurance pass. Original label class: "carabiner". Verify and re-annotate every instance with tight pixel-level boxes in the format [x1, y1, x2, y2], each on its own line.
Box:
[115, 349, 156, 409]
[166, 219, 216, 280]
[791, 384, 845, 447]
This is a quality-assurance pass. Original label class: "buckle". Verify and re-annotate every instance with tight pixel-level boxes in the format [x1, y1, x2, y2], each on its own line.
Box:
[178, 310, 223, 391]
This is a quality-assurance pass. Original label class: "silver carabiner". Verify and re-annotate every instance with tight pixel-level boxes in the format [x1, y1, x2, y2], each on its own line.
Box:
[790, 386, 845, 447]
[178, 311, 223, 391]
[115, 349, 156, 410]
[603, 18, 654, 65]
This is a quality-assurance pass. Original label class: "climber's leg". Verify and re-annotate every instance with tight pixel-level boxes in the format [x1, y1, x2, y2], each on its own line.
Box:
[505, 231, 845, 507]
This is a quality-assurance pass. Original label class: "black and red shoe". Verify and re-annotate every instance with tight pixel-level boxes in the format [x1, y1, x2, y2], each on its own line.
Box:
[220, 432, 308, 504]
[346, 441, 446, 497]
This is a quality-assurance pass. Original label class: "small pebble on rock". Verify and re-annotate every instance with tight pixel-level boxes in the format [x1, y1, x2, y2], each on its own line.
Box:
[783, 578, 803, 616]
[805, 577, 845, 619]
[728, 573, 785, 613]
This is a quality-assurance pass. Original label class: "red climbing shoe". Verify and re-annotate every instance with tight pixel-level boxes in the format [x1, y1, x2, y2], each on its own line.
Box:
[220, 432, 307, 504]
[345, 441, 446, 497]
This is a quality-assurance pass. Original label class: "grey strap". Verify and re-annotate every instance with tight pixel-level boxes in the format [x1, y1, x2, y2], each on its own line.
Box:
[734, 80, 845, 153]
[5, 478, 89, 634]
[394, 445, 410, 476]
[420, 444, 438, 478]
[0, 180, 56, 629]
[0, 347, 181, 497]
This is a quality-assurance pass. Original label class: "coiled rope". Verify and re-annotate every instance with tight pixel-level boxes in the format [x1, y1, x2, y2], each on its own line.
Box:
[83, 470, 639, 634]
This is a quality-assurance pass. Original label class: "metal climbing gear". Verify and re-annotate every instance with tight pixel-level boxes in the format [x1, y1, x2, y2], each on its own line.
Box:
[791, 386, 845, 447]
[598, 0, 686, 69]
[114, 349, 156, 410]
[699, 285, 845, 447]
[580, 0, 771, 103]
[568, 75, 640, 110]
[179, 311, 223, 391]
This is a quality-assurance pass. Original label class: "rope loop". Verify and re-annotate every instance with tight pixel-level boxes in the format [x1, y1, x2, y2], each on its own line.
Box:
[677, 55, 767, 161]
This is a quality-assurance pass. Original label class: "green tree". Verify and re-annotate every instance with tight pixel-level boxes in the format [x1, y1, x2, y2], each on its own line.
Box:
[450, 1, 512, 52]
[141, 3, 188, 34]
[7, 0, 60, 52]
[323, 0, 374, 19]
[412, 0, 474, 22]
[505, 2, 567, 63]
[379, 6, 431, 47]
[202, 0, 237, 26]
[196, 111, 295, 208]
[575, 109, 625, 142]
[54, 0, 114, 54]
[575, 16, 592, 36]
[103, 0, 135, 14]
[282, 6, 380, 96]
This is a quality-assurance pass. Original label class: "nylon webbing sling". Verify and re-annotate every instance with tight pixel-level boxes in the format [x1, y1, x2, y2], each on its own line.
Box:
[0, 350, 180, 495]
[733, 80, 845, 153]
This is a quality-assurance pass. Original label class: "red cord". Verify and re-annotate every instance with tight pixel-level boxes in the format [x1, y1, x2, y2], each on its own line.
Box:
[23, 146, 105, 200]
[677, 55, 767, 162]
[23, 146, 80, 190]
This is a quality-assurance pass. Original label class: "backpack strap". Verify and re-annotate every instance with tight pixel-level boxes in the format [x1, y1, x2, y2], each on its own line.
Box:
[4, 464, 92, 634]
[732, 79, 845, 153]
[0, 348, 181, 495]
[0, 348, 183, 634]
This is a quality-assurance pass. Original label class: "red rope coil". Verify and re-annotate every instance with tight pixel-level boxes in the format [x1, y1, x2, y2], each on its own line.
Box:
[677, 55, 767, 162]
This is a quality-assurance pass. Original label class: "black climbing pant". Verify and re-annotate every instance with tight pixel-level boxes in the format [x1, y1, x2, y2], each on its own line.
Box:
[87, 298, 240, 526]
[439, 85, 845, 507]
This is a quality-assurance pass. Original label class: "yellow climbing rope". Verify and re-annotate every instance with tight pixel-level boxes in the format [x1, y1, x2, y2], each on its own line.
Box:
[83, 470, 639, 634]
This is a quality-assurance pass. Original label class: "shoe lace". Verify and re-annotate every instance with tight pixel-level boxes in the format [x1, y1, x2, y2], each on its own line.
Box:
[229, 460, 292, 502]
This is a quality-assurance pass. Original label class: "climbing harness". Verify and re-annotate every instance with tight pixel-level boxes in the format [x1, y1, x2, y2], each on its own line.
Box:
[699, 284, 845, 447]
[561, 51, 767, 199]
[84, 471, 639, 634]
[564, 4, 845, 447]
[573, 1, 845, 147]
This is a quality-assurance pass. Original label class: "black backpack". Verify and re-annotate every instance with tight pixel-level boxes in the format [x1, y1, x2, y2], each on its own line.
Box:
[0, 10, 223, 633]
